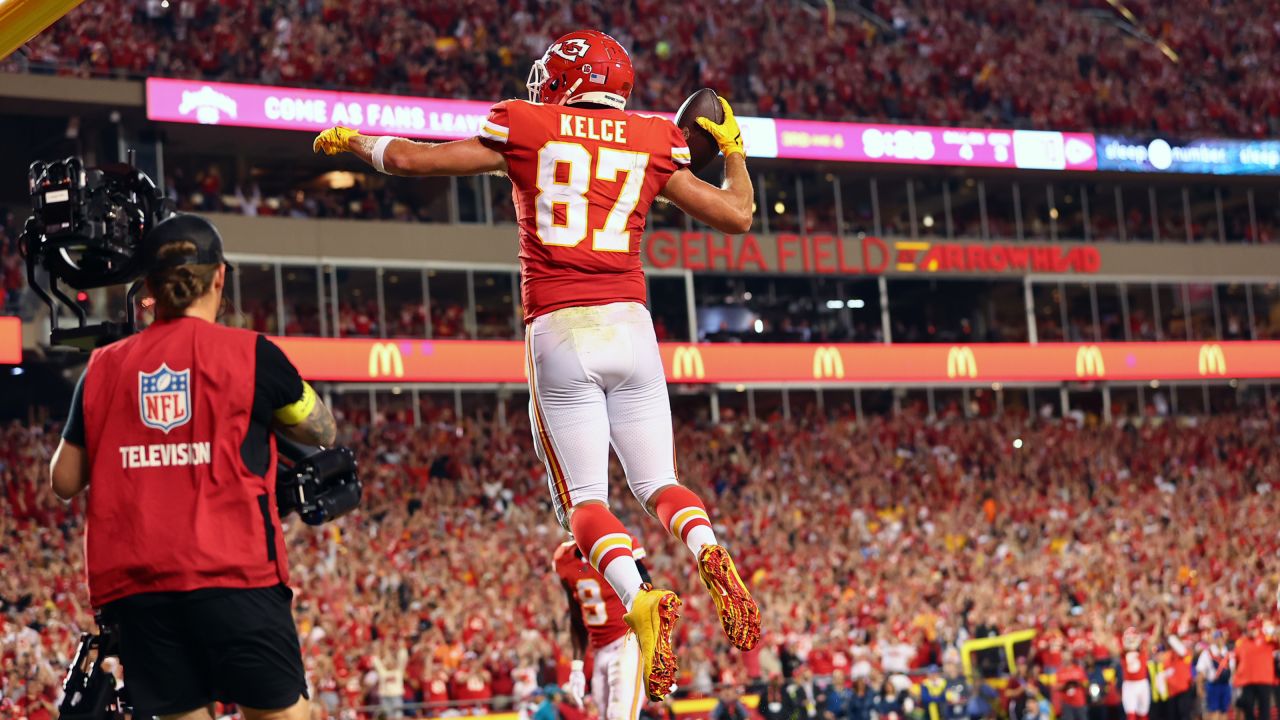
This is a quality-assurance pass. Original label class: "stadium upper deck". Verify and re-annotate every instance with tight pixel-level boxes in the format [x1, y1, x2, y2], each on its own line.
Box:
[1, 74, 1278, 389]
[5, 0, 1279, 137]
[1, 0, 1279, 398]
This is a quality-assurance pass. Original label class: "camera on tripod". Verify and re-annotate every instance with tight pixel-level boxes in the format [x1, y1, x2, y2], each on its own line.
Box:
[59, 623, 127, 720]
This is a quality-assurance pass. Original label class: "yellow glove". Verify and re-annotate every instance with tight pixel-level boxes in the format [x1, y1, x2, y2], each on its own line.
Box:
[313, 126, 359, 155]
[696, 96, 745, 158]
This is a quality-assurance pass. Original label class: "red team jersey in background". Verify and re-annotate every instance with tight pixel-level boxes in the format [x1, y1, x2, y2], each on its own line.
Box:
[1121, 649, 1149, 681]
[554, 539, 645, 649]
[479, 100, 691, 321]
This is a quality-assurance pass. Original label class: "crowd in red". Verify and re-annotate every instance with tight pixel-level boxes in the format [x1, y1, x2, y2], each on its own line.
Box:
[6, 0, 1279, 136]
[0, 213, 26, 317]
[3, 394, 1280, 716]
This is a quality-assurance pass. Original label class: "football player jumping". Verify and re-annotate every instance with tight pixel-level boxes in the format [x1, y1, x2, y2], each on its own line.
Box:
[314, 29, 761, 701]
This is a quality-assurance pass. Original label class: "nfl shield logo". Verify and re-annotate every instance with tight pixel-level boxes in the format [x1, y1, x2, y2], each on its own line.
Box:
[139, 364, 192, 433]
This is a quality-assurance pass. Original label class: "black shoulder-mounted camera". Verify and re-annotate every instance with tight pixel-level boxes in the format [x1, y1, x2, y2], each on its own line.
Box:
[20, 153, 171, 350]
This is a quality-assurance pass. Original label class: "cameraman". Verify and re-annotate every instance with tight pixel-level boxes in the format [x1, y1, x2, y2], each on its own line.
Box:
[48, 213, 336, 720]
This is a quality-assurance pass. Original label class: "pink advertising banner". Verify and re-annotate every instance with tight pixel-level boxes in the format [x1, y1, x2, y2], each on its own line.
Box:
[146, 77, 496, 141]
[771, 120, 1098, 171]
[145, 78, 1097, 171]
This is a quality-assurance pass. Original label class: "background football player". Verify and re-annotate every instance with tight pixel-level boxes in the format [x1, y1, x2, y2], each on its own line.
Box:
[555, 536, 648, 720]
[1119, 627, 1151, 720]
[314, 28, 761, 702]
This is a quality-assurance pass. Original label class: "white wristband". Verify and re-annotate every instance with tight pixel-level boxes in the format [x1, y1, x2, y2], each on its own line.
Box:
[571, 660, 584, 672]
[371, 136, 396, 174]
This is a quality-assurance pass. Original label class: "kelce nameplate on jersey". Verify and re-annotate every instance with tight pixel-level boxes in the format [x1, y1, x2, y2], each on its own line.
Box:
[560, 115, 627, 144]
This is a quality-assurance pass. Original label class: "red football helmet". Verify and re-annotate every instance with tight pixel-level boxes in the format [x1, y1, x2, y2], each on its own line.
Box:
[527, 30, 635, 110]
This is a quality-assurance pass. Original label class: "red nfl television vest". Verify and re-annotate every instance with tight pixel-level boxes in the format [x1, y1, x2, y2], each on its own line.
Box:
[80, 316, 289, 607]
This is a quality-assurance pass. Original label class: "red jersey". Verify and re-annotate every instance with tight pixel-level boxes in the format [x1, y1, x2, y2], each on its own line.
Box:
[553, 538, 644, 648]
[1056, 664, 1088, 707]
[479, 100, 692, 321]
[1163, 652, 1193, 695]
[452, 671, 492, 709]
[1233, 636, 1277, 687]
[80, 318, 289, 607]
[426, 672, 451, 704]
[1121, 650, 1149, 681]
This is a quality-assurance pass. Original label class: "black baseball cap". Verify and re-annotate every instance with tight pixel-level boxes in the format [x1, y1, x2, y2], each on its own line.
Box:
[146, 213, 232, 270]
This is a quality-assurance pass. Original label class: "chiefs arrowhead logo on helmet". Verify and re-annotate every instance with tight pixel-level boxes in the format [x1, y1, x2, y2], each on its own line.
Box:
[527, 30, 635, 110]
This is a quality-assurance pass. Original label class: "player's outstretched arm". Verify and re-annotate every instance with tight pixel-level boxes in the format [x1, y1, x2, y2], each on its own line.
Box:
[660, 97, 753, 234]
[313, 128, 506, 177]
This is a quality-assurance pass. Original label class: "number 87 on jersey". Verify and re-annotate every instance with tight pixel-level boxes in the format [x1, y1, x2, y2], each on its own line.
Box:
[478, 98, 692, 320]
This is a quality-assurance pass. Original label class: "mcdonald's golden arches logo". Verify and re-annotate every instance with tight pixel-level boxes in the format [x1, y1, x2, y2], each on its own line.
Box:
[671, 346, 705, 380]
[1198, 343, 1226, 376]
[946, 346, 978, 379]
[1075, 345, 1105, 378]
[812, 347, 845, 379]
[368, 342, 405, 378]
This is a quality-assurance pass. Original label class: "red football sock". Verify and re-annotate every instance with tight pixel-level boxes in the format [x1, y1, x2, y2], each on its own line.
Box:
[569, 504, 644, 610]
[652, 485, 718, 555]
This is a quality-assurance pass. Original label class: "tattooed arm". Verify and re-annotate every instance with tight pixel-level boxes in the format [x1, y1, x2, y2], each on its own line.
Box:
[314, 127, 505, 177]
[259, 336, 337, 447]
[274, 388, 337, 447]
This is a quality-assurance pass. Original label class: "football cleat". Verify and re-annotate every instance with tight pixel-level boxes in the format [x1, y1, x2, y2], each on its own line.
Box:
[623, 584, 681, 701]
[697, 544, 761, 651]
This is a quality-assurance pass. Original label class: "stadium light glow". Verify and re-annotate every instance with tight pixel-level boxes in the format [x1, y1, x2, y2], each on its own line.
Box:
[847, 299, 866, 309]
[1013, 438, 1023, 449]
[826, 300, 844, 310]
[323, 171, 357, 189]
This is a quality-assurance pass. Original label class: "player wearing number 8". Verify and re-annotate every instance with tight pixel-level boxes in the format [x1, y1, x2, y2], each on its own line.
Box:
[312, 28, 760, 702]
[554, 538, 649, 720]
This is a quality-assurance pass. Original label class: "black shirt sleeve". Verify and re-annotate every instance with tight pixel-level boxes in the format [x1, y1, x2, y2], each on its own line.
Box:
[63, 372, 86, 446]
[254, 334, 304, 421]
[242, 335, 306, 477]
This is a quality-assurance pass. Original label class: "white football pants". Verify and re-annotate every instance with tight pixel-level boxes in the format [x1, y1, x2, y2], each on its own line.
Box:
[592, 633, 643, 720]
[525, 302, 679, 528]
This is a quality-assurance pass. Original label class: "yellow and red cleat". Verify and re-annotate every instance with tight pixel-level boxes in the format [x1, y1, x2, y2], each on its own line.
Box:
[697, 544, 761, 651]
[624, 584, 682, 701]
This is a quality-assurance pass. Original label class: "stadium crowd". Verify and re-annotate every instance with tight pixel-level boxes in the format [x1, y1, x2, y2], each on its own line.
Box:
[0, 211, 25, 319]
[3, 393, 1279, 717]
[5, 0, 1279, 136]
